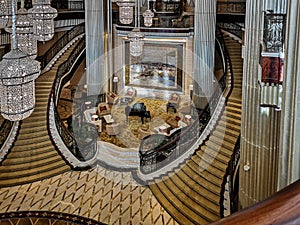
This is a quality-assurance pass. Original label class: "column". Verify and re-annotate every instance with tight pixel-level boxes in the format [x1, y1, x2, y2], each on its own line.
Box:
[277, 0, 300, 190]
[193, 0, 216, 109]
[85, 0, 111, 96]
[239, 0, 286, 209]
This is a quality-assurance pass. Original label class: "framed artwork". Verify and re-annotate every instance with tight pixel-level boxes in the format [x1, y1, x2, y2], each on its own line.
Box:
[124, 41, 184, 91]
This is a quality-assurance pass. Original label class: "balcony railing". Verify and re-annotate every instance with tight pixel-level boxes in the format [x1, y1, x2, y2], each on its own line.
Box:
[263, 12, 286, 53]
[37, 23, 85, 70]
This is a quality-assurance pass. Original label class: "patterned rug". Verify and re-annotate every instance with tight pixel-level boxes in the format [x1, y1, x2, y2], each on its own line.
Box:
[58, 98, 179, 149]
[109, 98, 178, 149]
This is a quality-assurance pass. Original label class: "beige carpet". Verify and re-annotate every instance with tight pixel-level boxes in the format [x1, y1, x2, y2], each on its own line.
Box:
[109, 98, 178, 149]
[58, 98, 180, 149]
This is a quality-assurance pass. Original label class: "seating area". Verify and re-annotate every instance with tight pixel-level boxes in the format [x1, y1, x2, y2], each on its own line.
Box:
[120, 87, 137, 105]
[68, 88, 195, 150]
[97, 102, 111, 117]
[106, 91, 119, 105]
[167, 93, 180, 113]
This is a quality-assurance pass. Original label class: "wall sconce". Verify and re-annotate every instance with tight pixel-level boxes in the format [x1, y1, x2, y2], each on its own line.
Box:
[243, 164, 250, 172]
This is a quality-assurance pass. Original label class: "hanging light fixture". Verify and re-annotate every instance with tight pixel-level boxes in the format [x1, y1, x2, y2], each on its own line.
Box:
[16, 0, 38, 59]
[0, 0, 15, 28]
[0, 0, 9, 28]
[116, 0, 135, 25]
[28, 0, 57, 42]
[0, 0, 41, 121]
[143, 0, 154, 27]
[128, 0, 144, 57]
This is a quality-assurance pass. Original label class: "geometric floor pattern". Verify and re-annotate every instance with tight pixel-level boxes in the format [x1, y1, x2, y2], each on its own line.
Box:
[0, 165, 178, 225]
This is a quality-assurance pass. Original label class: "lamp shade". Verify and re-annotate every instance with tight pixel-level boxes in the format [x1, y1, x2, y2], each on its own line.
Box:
[28, 0, 57, 42]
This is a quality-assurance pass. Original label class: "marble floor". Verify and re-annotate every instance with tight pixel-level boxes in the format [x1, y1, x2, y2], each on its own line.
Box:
[0, 165, 178, 225]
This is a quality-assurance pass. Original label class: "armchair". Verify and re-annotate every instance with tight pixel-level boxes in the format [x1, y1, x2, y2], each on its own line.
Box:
[124, 87, 137, 102]
[179, 101, 191, 114]
[97, 102, 111, 117]
[167, 93, 180, 113]
[107, 91, 119, 105]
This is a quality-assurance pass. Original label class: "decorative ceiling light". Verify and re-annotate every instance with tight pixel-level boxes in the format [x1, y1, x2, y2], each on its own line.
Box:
[116, 0, 135, 25]
[0, 0, 15, 28]
[0, 0, 41, 121]
[143, 1, 154, 27]
[128, 0, 144, 57]
[0, 0, 9, 28]
[143, 9, 154, 27]
[128, 28, 144, 57]
[28, 0, 58, 42]
[16, 0, 37, 59]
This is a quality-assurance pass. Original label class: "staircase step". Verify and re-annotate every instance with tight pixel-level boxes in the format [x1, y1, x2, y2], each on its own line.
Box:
[0, 160, 68, 179]
[198, 146, 230, 165]
[213, 130, 238, 145]
[170, 172, 220, 205]
[221, 115, 241, 126]
[13, 140, 52, 150]
[180, 164, 223, 189]
[153, 179, 213, 225]
[226, 101, 242, 109]
[218, 119, 241, 132]
[162, 176, 220, 221]
[223, 106, 241, 116]
[8, 145, 56, 155]
[195, 150, 228, 172]
[0, 164, 70, 187]
[4, 149, 58, 162]
[206, 141, 233, 158]
[223, 110, 241, 120]
[190, 155, 226, 179]
[1, 154, 63, 170]
[14, 135, 50, 145]
[21, 121, 47, 128]
[175, 166, 221, 197]
[149, 183, 193, 225]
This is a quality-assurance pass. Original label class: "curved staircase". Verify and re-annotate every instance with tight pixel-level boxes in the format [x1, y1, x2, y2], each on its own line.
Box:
[0, 37, 84, 187]
[149, 35, 243, 224]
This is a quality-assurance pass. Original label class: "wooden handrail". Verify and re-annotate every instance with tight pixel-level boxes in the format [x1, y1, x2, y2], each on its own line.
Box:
[211, 179, 300, 225]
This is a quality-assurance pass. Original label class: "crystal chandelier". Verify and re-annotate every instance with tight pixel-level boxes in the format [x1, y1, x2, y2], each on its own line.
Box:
[116, 0, 135, 25]
[0, 0, 41, 121]
[128, 28, 144, 57]
[28, 0, 57, 42]
[0, 0, 15, 28]
[143, 9, 154, 27]
[128, 0, 144, 57]
[16, 0, 37, 59]
[142, 1, 154, 27]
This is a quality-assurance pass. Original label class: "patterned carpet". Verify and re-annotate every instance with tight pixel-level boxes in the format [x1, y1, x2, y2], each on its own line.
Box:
[107, 98, 177, 149]
[58, 97, 179, 149]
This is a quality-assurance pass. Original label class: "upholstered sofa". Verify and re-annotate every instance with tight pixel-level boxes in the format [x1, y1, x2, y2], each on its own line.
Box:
[97, 102, 111, 117]
[106, 91, 119, 105]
